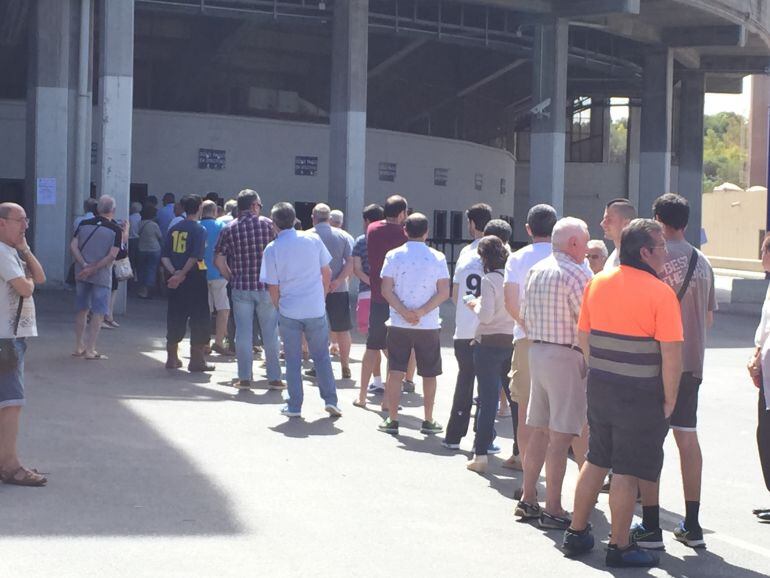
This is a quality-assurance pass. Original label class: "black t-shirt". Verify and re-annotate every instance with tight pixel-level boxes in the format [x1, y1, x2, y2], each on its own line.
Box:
[162, 219, 207, 272]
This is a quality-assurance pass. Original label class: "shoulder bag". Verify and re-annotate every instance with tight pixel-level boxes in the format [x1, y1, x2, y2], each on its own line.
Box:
[0, 296, 24, 373]
[676, 248, 699, 302]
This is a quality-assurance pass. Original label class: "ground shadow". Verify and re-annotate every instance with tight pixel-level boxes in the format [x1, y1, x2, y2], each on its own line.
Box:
[269, 417, 343, 438]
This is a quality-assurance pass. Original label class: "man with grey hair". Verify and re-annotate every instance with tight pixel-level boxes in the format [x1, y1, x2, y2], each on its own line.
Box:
[308, 203, 354, 379]
[515, 217, 592, 530]
[70, 195, 123, 360]
[261, 202, 341, 418]
[586, 239, 609, 274]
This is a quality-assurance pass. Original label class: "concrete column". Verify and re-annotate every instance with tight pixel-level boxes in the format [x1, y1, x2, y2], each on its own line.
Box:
[749, 74, 769, 188]
[98, 0, 134, 313]
[26, 0, 79, 284]
[529, 18, 568, 217]
[678, 71, 705, 247]
[328, 0, 368, 237]
[638, 50, 673, 217]
[627, 104, 641, 207]
[74, 0, 94, 216]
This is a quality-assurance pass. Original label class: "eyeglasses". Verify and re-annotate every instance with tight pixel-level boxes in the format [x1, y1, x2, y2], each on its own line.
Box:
[0, 216, 29, 225]
[648, 243, 667, 252]
[586, 254, 604, 260]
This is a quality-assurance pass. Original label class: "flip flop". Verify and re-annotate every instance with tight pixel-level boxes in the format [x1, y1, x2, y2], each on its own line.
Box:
[353, 400, 367, 408]
[71, 350, 86, 358]
[84, 353, 108, 360]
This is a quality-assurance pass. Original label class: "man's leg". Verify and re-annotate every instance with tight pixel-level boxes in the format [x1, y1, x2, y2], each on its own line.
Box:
[336, 330, 352, 372]
[231, 290, 255, 381]
[85, 286, 109, 355]
[674, 429, 703, 528]
[521, 428, 548, 504]
[422, 377, 437, 423]
[255, 290, 281, 383]
[570, 462, 610, 531]
[279, 315, 304, 413]
[74, 310, 88, 354]
[544, 431, 574, 516]
[188, 274, 214, 372]
[358, 349, 379, 404]
[608, 474, 639, 548]
[305, 316, 338, 407]
[385, 369, 405, 421]
[571, 424, 589, 469]
[444, 339, 476, 444]
[0, 406, 21, 471]
[215, 309, 229, 348]
[406, 350, 417, 383]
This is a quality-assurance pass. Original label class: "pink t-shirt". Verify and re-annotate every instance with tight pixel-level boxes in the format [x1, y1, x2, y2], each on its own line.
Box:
[366, 220, 407, 303]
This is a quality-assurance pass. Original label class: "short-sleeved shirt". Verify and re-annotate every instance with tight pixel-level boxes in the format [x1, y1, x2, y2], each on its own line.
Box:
[453, 239, 483, 340]
[310, 222, 352, 293]
[367, 220, 407, 304]
[260, 229, 332, 320]
[214, 211, 275, 291]
[199, 218, 224, 281]
[380, 241, 450, 330]
[659, 239, 717, 376]
[0, 242, 36, 338]
[73, 217, 122, 288]
[352, 234, 371, 292]
[504, 241, 552, 340]
[162, 219, 207, 272]
[603, 248, 620, 272]
[157, 203, 176, 236]
[129, 212, 141, 239]
[578, 265, 683, 343]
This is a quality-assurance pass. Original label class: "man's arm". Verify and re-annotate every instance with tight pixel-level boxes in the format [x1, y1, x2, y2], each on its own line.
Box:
[381, 276, 418, 325]
[452, 282, 459, 305]
[76, 246, 119, 280]
[17, 240, 45, 285]
[330, 258, 354, 292]
[321, 265, 332, 296]
[352, 256, 370, 286]
[167, 257, 199, 289]
[267, 284, 280, 309]
[660, 341, 683, 418]
[504, 282, 523, 325]
[578, 330, 590, 362]
[415, 278, 450, 320]
[214, 253, 231, 281]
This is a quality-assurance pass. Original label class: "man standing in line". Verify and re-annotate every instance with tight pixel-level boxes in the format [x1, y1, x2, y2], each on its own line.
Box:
[600, 198, 636, 271]
[360, 195, 408, 403]
[162, 194, 213, 373]
[73, 197, 97, 232]
[260, 202, 341, 419]
[514, 218, 592, 529]
[501, 204, 557, 470]
[157, 193, 176, 237]
[0, 203, 47, 486]
[629, 193, 716, 550]
[199, 200, 231, 356]
[378, 213, 450, 435]
[443, 203, 492, 449]
[214, 190, 282, 389]
[563, 219, 683, 568]
[308, 203, 354, 379]
[71, 195, 122, 360]
[586, 240, 608, 275]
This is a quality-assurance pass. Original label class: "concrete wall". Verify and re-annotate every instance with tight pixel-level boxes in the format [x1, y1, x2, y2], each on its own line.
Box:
[0, 101, 25, 179]
[702, 187, 767, 261]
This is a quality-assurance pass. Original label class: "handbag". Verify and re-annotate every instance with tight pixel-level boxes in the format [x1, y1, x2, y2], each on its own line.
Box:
[113, 256, 134, 281]
[67, 222, 102, 285]
[0, 296, 24, 373]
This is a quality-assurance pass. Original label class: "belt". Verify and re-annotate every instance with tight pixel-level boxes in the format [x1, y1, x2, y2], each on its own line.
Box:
[532, 340, 583, 355]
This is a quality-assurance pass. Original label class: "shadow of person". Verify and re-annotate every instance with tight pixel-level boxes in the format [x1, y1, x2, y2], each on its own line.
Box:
[230, 388, 285, 405]
[269, 417, 343, 439]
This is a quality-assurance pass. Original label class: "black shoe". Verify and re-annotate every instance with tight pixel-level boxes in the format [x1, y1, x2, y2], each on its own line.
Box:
[673, 521, 705, 548]
[605, 543, 659, 568]
[378, 417, 399, 434]
[402, 379, 416, 393]
[563, 526, 594, 556]
[304, 368, 317, 378]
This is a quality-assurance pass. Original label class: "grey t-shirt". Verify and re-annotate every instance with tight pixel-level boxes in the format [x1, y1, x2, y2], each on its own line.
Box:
[659, 239, 717, 377]
[74, 217, 122, 288]
[310, 223, 352, 293]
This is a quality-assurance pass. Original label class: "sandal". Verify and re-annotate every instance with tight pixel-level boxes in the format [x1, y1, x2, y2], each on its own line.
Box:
[353, 400, 367, 408]
[1, 466, 47, 487]
[85, 353, 108, 360]
[71, 350, 86, 358]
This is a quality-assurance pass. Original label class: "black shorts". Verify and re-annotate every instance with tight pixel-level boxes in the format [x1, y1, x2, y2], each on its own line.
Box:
[387, 326, 442, 378]
[586, 375, 669, 482]
[366, 301, 390, 350]
[326, 292, 352, 332]
[669, 372, 702, 431]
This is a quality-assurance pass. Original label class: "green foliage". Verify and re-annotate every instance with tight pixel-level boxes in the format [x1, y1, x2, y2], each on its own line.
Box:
[609, 117, 627, 163]
[702, 112, 747, 192]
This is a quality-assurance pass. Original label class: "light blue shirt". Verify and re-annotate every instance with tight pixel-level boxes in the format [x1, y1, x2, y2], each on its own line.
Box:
[260, 229, 332, 320]
[157, 203, 176, 236]
[199, 218, 224, 281]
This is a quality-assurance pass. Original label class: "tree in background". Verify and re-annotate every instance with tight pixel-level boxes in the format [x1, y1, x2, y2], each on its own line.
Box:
[702, 111, 748, 192]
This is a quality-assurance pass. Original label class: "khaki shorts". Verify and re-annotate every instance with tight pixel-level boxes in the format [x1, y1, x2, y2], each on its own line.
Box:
[509, 338, 532, 406]
[208, 278, 230, 312]
[526, 342, 587, 436]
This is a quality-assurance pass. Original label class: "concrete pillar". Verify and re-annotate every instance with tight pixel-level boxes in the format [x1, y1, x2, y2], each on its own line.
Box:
[74, 0, 94, 215]
[26, 0, 79, 284]
[638, 50, 673, 217]
[328, 0, 368, 237]
[98, 0, 134, 313]
[749, 75, 769, 188]
[529, 18, 568, 217]
[627, 104, 641, 207]
[678, 71, 705, 247]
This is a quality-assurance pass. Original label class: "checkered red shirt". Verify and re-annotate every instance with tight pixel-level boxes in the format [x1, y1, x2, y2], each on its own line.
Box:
[214, 211, 275, 291]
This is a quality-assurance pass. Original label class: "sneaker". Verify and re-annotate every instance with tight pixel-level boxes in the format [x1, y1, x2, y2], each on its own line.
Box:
[605, 543, 659, 568]
[629, 522, 665, 550]
[280, 405, 301, 418]
[673, 521, 705, 548]
[514, 501, 541, 520]
[420, 420, 443, 435]
[442, 441, 460, 450]
[304, 368, 316, 378]
[325, 404, 342, 417]
[539, 511, 572, 530]
[402, 379, 416, 393]
[235, 380, 253, 390]
[487, 443, 501, 455]
[563, 526, 594, 556]
[378, 417, 399, 434]
[367, 382, 385, 393]
[268, 380, 286, 390]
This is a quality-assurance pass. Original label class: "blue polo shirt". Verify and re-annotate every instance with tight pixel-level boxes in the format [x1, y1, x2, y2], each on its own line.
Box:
[199, 218, 224, 281]
[260, 229, 332, 320]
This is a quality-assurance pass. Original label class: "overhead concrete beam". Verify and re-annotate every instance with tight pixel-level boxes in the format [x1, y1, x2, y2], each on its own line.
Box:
[704, 74, 744, 94]
[700, 55, 770, 74]
[555, 0, 639, 18]
[673, 48, 701, 70]
[663, 25, 746, 47]
[368, 39, 427, 80]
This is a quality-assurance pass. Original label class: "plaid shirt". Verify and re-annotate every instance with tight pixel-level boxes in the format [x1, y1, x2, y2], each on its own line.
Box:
[521, 251, 592, 347]
[214, 211, 275, 291]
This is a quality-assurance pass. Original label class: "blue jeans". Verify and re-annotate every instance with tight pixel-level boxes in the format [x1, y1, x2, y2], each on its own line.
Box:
[473, 343, 514, 456]
[232, 289, 280, 382]
[137, 250, 160, 288]
[279, 314, 338, 412]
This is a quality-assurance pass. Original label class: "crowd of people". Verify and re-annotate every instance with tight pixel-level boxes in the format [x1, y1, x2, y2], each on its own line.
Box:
[0, 185, 768, 569]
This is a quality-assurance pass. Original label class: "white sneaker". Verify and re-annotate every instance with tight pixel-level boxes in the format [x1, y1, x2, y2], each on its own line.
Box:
[325, 404, 342, 417]
[367, 382, 385, 393]
[280, 405, 301, 418]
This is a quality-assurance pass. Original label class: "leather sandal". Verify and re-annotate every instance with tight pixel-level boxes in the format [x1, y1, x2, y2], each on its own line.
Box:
[1, 466, 47, 487]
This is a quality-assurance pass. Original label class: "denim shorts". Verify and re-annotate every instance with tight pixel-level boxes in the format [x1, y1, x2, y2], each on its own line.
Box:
[0, 339, 26, 409]
[75, 281, 111, 315]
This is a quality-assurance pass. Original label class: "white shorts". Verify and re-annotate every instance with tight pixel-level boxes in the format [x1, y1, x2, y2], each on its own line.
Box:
[208, 278, 230, 311]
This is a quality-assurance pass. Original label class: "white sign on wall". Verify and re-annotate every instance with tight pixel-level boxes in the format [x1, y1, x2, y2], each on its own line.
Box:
[36, 177, 56, 205]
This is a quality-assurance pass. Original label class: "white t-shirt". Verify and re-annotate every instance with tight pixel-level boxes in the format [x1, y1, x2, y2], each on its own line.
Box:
[603, 248, 620, 272]
[453, 239, 483, 340]
[503, 241, 552, 341]
[0, 243, 37, 338]
[380, 241, 450, 330]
